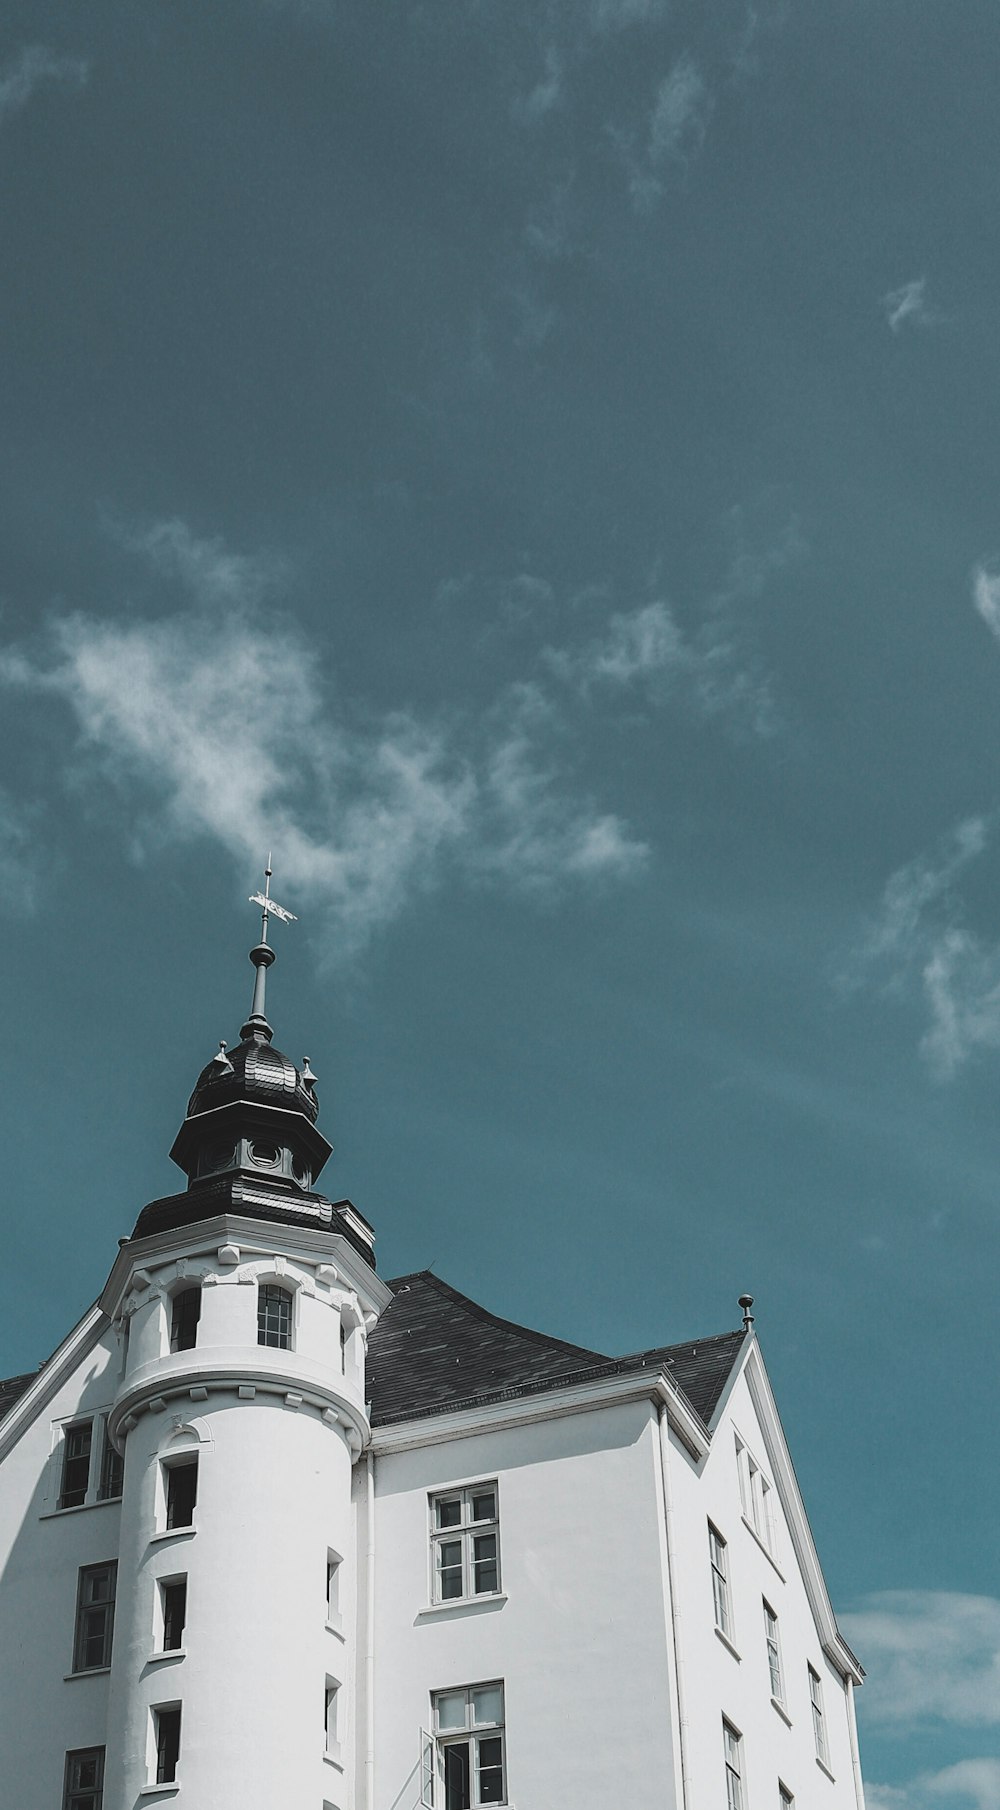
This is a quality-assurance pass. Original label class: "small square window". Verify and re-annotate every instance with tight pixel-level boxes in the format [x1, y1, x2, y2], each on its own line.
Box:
[63, 1747, 104, 1810]
[430, 1485, 501, 1604]
[73, 1563, 117, 1672]
[59, 1421, 92, 1510]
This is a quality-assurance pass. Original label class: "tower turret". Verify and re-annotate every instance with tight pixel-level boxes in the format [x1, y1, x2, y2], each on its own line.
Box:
[100, 872, 391, 1807]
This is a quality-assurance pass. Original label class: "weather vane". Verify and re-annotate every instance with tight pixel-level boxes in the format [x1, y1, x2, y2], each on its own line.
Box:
[249, 854, 298, 945]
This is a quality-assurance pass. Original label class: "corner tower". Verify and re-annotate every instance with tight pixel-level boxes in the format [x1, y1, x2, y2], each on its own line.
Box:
[100, 876, 391, 1808]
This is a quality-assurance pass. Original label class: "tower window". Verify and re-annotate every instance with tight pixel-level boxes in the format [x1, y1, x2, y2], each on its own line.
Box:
[432, 1682, 506, 1808]
[73, 1563, 117, 1672]
[153, 1705, 181, 1784]
[63, 1748, 104, 1810]
[170, 1288, 201, 1354]
[160, 1577, 187, 1651]
[430, 1485, 501, 1603]
[249, 1140, 280, 1167]
[325, 1678, 340, 1756]
[59, 1421, 93, 1510]
[258, 1283, 293, 1349]
[165, 1458, 198, 1530]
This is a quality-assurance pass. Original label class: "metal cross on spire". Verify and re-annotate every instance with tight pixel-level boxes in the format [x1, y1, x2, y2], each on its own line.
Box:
[242, 856, 297, 1041]
[248, 854, 298, 945]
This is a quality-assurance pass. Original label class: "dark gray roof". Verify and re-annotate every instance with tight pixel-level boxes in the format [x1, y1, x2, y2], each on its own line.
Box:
[0, 1372, 35, 1421]
[367, 1270, 746, 1429]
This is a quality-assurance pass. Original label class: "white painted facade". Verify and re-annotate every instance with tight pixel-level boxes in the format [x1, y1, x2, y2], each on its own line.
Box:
[0, 972, 868, 1810]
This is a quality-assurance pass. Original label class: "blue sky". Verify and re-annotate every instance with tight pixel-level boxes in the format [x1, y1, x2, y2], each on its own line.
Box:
[1, 4, 998, 1799]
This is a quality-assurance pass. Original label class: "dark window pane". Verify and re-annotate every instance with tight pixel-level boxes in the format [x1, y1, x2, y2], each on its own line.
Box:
[439, 1540, 464, 1599]
[471, 1492, 496, 1522]
[166, 1460, 198, 1529]
[478, 1736, 504, 1804]
[97, 1425, 124, 1501]
[170, 1288, 201, 1354]
[155, 1708, 181, 1783]
[257, 1284, 292, 1349]
[74, 1565, 116, 1671]
[162, 1580, 187, 1650]
[473, 1533, 498, 1594]
[60, 1423, 92, 1509]
[444, 1741, 471, 1810]
[436, 1497, 462, 1528]
[65, 1747, 105, 1810]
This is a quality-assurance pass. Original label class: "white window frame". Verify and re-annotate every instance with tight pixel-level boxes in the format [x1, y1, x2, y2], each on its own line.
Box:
[708, 1522, 732, 1639]
[429, 1483, 501, 1604]
[764, 1599, 784, 1703]
[809, 1664, 829, 1766]
[723, 1719, 745, 1810]
[430, 1682, 506, 1808]
[735, 1431, 775, 1552]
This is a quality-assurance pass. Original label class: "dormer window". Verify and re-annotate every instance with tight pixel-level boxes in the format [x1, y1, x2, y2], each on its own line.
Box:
[248, 1141, 280, 1168]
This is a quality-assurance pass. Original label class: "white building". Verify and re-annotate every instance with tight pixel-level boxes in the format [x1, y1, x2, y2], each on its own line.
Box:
[0, 912, 868, 1810]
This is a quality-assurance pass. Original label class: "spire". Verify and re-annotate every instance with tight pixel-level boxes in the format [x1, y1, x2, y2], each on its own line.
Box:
[240, 857, 298, 1042]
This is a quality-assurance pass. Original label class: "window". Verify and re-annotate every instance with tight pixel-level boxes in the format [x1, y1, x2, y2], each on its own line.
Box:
[169, 1288, 201, 1353]
[59, 1421, 92, 1509]
[433, 1683, 505, 1808]
[258, 1283, 292, 1349]
[709, 1523, 732, 1638]
[73, 1563, 117, 1671]
[431, 1485, 500, 1603]
[154, 1705, 181, 1784]
[160, 1577, 187, 1651]
[809, 1665, 829, 1766]
[97, 1418, 124, 1501]
[64, 1748, 104, 1810]
[779, 1786, 794, 1808]
[723, 1721, 744, 1810]
[165, 1458, 198, 1530]
[764, 1600, 784, 1702]
[327, 1552, 341, 1623]
[736, 1434, 774, 1550]
[325, 1679, 340, 1754]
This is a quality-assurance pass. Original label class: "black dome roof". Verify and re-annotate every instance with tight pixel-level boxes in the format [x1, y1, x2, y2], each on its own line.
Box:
[187, 1033, 320, 1124]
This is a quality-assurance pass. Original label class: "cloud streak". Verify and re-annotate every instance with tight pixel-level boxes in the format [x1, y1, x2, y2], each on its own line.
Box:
[882, 277, 934, 334]
[0, 45, 89, 127]
[626, 54, 711, 210]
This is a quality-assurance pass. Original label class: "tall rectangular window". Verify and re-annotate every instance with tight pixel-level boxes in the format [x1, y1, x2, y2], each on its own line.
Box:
[433, 1683, 505, 1808]
[161, 1578, 187, 1651]
[326, 1552, 341, 1623]
[709, 1523, 732, 1639]
[97, 1418, 124, 1502]
[165, 1458, 198, 1530]
[258, 1283, 293, 1349]
[779, 1786, 794, 1808]
[736, 1434, 775, 1551]
[63, 1748, 104, 1810]
[59, 1421, 92, 1509]
[325, 1679, 340, 1754]
[809, 1665, 829, 1765]
[723, 1720, 744, 1810]
[764, 1600, 784, 1702]
[73, 1563, 117, 1672]
[154, 1706, 181, 1784]
[169, 1288, 201, 1354]
[430, 1485, 500, 1603]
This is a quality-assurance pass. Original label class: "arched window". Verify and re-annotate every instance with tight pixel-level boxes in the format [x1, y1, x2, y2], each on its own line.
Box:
[170, 1287, 201, 1354]
[257, 1283, 293, 1350]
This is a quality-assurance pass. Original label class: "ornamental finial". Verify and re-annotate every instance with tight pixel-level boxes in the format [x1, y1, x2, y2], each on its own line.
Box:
[241, 857, 298, 1042]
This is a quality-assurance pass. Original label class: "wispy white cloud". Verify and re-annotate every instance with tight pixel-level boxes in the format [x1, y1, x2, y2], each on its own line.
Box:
[513, 47, 564, 124]
[627, 55, 711, 210]
[0, 522, 646, 955]
[866, 1763, 1000, 1810]
[845, 817, 1000, 1078]
[843, 1592, 1000, 1731]
[882, 277, 935, 334]
[972, 564, 1000, 641]
[0, 45, 89, 128]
